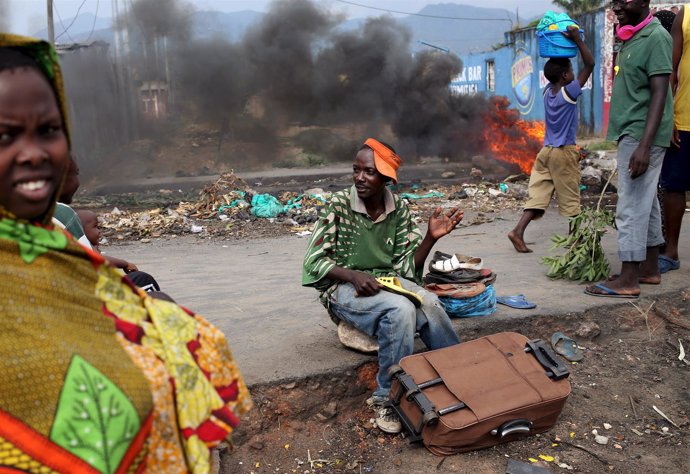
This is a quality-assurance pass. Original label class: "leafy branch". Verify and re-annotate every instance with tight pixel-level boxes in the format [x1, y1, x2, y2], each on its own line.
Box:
[541, 170, 616, 282]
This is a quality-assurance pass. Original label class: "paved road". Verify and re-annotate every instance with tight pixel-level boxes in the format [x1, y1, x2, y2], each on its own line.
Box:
[110, 208, 690, 386]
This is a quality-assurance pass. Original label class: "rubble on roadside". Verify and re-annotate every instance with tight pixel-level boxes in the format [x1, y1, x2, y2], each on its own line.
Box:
[92, 167, 617, 243]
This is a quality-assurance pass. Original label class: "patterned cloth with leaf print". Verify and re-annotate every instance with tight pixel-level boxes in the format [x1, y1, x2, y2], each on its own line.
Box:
[0, 34, 251, 474]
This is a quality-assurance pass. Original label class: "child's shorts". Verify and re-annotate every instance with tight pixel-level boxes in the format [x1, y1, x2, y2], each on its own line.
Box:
[524, 145, 581, 216]
[659, 131, 690, 192]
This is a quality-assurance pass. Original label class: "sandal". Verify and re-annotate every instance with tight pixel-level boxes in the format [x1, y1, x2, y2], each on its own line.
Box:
[658, 255, 680, 274]
[496, 294, 536, 309]
[551, 332, 584, 362]
[424, 282, 486, 298]
[376, 277, 424, 307]
[431, 253, 483, 273]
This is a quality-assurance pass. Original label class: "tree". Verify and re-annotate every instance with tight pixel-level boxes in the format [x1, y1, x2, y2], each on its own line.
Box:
[552, 0, 604, 16]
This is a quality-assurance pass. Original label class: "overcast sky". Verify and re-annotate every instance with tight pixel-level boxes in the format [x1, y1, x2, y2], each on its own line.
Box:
[7, 0, 560, 36]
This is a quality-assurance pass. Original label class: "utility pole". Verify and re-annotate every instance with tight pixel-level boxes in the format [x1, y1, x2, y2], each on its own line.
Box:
[47, 0, 55, 44]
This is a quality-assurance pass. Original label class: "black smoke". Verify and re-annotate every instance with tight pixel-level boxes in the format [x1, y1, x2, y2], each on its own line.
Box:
[118, 0, 490, 166]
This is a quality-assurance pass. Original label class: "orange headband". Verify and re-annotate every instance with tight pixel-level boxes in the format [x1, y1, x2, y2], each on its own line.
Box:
[364, 138, 401, 184]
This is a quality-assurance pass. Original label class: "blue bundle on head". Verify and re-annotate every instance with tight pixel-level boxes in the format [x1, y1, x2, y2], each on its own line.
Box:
[537, 10, 583, 58]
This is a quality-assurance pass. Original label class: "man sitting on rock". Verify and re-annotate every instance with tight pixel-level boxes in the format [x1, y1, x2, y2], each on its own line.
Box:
[302, 138, 462, 434]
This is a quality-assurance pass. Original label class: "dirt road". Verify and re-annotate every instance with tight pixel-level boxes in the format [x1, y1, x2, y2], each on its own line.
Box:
[103, 204, 690, 473]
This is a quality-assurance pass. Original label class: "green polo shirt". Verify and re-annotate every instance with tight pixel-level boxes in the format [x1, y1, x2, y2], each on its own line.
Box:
[302, 185, 422, 297]
[607, 18, 674, 147]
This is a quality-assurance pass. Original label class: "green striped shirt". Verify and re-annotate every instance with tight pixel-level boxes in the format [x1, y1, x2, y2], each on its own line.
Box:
[302, 185, 422, 299]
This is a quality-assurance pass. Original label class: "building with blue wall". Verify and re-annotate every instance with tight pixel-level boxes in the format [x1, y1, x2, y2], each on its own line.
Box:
[450, 2, 683, 137]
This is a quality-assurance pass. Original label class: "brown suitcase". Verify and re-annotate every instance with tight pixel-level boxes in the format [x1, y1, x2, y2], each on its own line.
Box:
[387, 332, 571, 455]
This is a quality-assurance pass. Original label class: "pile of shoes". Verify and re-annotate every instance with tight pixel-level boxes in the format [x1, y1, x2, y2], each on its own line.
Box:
[424, 251, 497, 318]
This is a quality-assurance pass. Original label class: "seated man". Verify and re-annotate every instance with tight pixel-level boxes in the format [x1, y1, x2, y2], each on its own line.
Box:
[302, 138, 462, 434]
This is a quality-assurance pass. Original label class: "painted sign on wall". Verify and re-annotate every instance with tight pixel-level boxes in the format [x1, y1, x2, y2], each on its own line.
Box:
[511, 41, 535, 114]
[450, 65, 483, 95]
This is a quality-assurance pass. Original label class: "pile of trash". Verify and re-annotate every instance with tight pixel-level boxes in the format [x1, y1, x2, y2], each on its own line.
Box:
[95, 172, 536, 242]
[98, 204, 196, 240]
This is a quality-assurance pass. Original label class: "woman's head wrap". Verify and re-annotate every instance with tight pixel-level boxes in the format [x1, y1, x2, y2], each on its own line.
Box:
[0, 34, 70, 145]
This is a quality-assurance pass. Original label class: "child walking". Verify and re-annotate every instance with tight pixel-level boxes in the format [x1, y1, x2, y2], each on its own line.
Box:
[509, 25, 594, 253]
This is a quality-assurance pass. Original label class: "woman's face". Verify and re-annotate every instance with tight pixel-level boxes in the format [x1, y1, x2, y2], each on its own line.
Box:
[0, 67, 68, 221]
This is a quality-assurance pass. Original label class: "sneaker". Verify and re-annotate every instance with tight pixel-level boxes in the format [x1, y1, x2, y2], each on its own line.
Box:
[375, 405, 402, 434]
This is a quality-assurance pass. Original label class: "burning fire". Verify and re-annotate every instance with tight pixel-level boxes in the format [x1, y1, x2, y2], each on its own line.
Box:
[483, 96, 545, 174]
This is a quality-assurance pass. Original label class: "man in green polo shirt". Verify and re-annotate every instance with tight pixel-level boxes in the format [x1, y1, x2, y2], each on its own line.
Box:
[585, 0, 673, 299]
[303, 138, 463, 434]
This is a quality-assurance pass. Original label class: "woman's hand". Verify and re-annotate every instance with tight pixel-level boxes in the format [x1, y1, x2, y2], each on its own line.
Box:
[427, 207, 464, 241]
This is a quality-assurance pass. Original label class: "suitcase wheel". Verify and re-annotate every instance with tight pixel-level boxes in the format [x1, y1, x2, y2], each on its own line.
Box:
[388, 364, 404, 377]
[422, 411, 439, 427]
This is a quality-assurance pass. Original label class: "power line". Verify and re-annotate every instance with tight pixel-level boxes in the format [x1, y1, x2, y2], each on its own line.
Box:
[53, 2, 76, 43]
[85, 0, 100, 43]
[55, 0, 88, 42]
[332, 0, 513, 22]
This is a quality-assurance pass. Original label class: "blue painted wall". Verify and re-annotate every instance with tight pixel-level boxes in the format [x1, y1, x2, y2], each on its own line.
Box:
[450, 9, 606, 136]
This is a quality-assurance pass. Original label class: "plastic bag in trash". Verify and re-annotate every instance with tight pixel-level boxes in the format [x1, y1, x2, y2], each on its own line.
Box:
[251, 193, 287, 218]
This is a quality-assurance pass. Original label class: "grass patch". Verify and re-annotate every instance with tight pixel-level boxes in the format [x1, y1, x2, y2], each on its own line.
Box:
[584, 140, 617, 152]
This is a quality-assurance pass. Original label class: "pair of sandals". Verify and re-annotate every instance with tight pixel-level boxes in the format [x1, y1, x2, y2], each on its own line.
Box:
[430, 252, 483, 273]
[425, 282, 486, 299]
[423, 268, 496, 286]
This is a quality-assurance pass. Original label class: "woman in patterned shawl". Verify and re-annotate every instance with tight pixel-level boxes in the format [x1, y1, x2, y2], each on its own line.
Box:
[0, 35, 250, 474]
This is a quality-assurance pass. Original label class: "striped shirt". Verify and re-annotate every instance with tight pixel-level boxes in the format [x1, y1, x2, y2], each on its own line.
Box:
[302, 185, 422, 301]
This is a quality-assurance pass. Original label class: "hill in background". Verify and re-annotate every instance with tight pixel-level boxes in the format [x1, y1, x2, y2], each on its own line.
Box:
[34, 3, 544, 54]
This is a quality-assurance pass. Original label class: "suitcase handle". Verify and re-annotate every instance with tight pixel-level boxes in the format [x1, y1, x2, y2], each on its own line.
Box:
[491, 418, 533, 438]
[524, 339, 570, 380]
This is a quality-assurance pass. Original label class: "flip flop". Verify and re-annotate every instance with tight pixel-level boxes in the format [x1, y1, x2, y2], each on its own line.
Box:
[607, 273, 660, 285]
[584, 283, 640, 299]
[496, 294, 536, 309]
[658, 255, 680, 274]
[424, 282, 486, 298]
[430, 253, 483, 272]
[550, 332, 584, 362]
[376, 277, 424, 307]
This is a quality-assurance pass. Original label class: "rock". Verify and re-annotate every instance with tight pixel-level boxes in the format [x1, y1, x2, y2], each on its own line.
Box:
[595, 435, 609, 445]
[614, 444, 623, 449]
[441, 171, 456, 179]
[603, 423, 612, 430]
[315, 413, 329, 422]
[337, 322, 378, 353]
[581, 166, 603, 186]
[577, 321, 601, 339]
[248, 436, 264, 450]
[283, 382, 297, 390]
[322, 401, 338, 419]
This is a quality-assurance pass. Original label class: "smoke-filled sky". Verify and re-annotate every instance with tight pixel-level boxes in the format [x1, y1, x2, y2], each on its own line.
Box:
[6, 0, 560, 35]
[114, 0, 495, 161]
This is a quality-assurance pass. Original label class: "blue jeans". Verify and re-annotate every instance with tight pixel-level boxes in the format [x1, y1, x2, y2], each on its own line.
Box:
[328, 277, 460, 398]
[616, 135, 666, 262]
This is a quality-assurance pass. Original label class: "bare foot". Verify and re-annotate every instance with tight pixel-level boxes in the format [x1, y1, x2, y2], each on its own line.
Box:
[585, 278, 640, 297]
[508, 230, 533, 253]
[608, 273, 661, 285]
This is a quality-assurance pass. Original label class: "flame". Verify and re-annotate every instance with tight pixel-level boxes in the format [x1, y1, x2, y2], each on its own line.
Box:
[482, 96, 545, 174]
